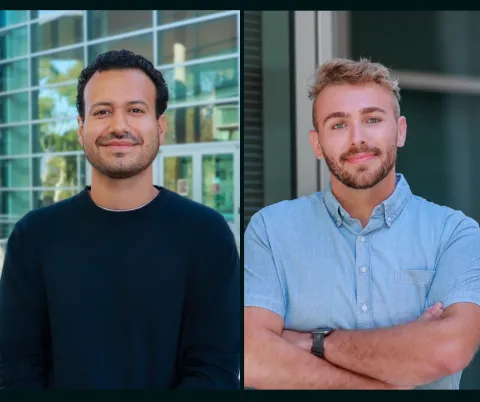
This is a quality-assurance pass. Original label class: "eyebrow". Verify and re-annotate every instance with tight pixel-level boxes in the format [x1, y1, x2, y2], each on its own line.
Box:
[89, 100, 149, 113]
[322, 107, 387, 126]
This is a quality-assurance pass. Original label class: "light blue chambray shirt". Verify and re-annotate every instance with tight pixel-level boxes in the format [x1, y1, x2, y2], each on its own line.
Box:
[244, 174, 480, 389]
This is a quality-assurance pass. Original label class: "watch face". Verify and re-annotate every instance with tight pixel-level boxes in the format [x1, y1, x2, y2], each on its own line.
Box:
[313, 327, 334, 335]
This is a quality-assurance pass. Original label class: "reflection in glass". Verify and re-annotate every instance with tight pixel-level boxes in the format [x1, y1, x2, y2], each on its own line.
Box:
[88, 33, 153, 63]
[351, 11, 480, 77]
[0, 92, 29, 123]
[0, 59, 28, 92]
[163, 156, 192, 198]
[0, 191, 30, 225]
[32, 85, 77, 120]
[0, 26, 28, 60]
[202, 154, 234, 221]
[88, 10, 152, 40]
[164, 102, 239, 144]
[0, 125, 29, 155]
[157, 16, 237, 65]
[0, 158, 30, 188]
[33, 189, 78, 209]
[31, 47, 84, 86]
[157, 10, 221, 25]
[32, 154, 85, 188]
[0, 10, 28, 28]
[31, 12, 83, 52]
[32, 120, 81, 153]
[163, 58, 238, 105]
[30, 10, 64, 19]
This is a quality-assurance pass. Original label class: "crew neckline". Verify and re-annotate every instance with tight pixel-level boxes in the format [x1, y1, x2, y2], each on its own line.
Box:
[78, 185, 170, 222]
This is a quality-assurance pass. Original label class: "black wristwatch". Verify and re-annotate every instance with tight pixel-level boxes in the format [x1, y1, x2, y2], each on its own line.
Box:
[311, 327, 334, 358]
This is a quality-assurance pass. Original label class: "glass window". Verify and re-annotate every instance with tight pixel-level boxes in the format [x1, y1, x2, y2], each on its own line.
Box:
[0, 59, 28, 91]
[31, 47, 84, 87]
[157, 16, 237, 65]
[157, 11, 222, 25]
[0, 222, 15, 243]
[32, 120, 81, 153]
[0, 26, 28, 60]
[31, 84, 78, 121]
[163, 58, 238, 105]
[0, 125, 29, 155]
[0, 191, 31, 221]
[31, 12, 83, 53]
[202, 153, 234, 221]
[88, 33, 153, 63]
[0, 158, 30, 187]
[0, 11, 28, 28]
[164, 102, 239, 144]
[397, 89, 480, 222]
[31, 10, 65, 19]
[163, 156, 192, 198]
[33, 188, 78, 209]
[0, 92, 29, 124]
[214, 103, 239, 140]
[88, 10, 152, 40]
[351, 11, 480, 77]
[32, 154, 85, 188]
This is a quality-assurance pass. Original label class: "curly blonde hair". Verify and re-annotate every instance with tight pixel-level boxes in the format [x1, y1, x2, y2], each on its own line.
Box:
[309, 58, 401, 130]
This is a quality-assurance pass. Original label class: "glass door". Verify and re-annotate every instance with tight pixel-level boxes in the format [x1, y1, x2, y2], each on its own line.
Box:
[156, 141, 240, 248]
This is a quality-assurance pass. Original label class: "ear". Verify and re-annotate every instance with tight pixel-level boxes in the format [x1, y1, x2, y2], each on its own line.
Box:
[77, 116, 84, 147]
[309, 130, 324, 159]
[157, 114, 167, 145]
[396, 116, 407, 148]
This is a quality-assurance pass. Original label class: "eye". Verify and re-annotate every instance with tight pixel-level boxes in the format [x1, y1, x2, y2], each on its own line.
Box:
[131, 108, 144, 114]
[93, 110, 110, 116]
[332, 122, 346, 130]
[366, 117, 382, 123]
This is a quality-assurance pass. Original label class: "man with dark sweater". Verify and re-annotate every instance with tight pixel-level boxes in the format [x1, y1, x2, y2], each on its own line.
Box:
[0, 50, 240, 389]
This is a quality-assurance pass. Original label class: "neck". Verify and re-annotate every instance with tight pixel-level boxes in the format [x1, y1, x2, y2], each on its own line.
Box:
[89, 166, 159, 210]
[331, 169, 397, 228]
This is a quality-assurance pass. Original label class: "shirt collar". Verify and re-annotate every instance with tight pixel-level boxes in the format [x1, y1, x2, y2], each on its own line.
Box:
[322, 173, 412, 228]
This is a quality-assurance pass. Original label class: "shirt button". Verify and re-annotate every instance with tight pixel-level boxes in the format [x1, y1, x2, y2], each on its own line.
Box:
[361, 303, 368, 312]
[359, 235, 365, 242]
[360, 266, 367, 273]
[386, 217, 392, 224]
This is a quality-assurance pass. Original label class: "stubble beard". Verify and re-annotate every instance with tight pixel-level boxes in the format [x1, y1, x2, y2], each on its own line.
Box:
[323, 143, 397, 190]
[84, 135, 160, 180]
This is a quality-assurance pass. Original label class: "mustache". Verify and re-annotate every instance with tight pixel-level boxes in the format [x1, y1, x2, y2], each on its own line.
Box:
[340, 144, 381, 161]
[96, 132, 143, 146]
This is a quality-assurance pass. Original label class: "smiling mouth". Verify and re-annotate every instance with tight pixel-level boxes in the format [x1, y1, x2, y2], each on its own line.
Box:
[345, 153, 376, 164]
[102, 141, 139, 150]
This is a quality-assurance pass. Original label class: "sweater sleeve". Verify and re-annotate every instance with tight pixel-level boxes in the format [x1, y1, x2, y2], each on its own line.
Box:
[0, 220, 50, 389]
[174, 214, 240, 389]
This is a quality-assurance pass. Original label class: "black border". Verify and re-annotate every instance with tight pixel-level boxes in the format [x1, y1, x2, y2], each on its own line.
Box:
[239, 9, 245, 390]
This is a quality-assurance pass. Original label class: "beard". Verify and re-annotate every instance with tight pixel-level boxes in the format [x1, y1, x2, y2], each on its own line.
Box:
[324, 142, 397, 190]
[84, 131, 160, 179]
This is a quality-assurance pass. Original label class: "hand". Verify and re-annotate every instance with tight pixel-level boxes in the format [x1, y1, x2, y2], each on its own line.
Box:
[281, 330, 313, 351]
[418, 302, 443, 321]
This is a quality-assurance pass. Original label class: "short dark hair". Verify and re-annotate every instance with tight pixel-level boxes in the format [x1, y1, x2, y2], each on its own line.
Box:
[76, 49, 169, 120]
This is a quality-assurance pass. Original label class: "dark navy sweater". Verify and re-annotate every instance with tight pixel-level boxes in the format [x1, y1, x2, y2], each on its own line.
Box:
[0, 187, 240, 389]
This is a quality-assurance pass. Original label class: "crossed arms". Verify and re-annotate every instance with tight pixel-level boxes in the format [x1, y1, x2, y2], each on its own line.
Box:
[244, 302, 480, 389]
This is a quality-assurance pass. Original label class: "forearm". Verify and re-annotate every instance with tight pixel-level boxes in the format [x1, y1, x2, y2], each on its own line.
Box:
[324, 318, 459, 386]
[245, 322, 402, 390]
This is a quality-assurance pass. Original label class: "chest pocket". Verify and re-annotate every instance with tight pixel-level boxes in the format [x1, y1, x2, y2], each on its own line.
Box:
[394, 269, 435, 324]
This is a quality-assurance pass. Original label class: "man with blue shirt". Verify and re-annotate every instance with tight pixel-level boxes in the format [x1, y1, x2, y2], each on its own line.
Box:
[244, 58, 480, 389]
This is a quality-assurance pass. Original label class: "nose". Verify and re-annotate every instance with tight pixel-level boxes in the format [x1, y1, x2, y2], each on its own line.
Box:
[109, 111, 129, 135]
[348, 121, 366, 146]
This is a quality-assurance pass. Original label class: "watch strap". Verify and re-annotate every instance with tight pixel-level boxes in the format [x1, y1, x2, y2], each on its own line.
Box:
[311, 332, 325, 358]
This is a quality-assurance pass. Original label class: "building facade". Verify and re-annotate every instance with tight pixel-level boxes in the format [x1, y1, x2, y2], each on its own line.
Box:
[244, 10, 480, 389]
[0, 9, 241, 258]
